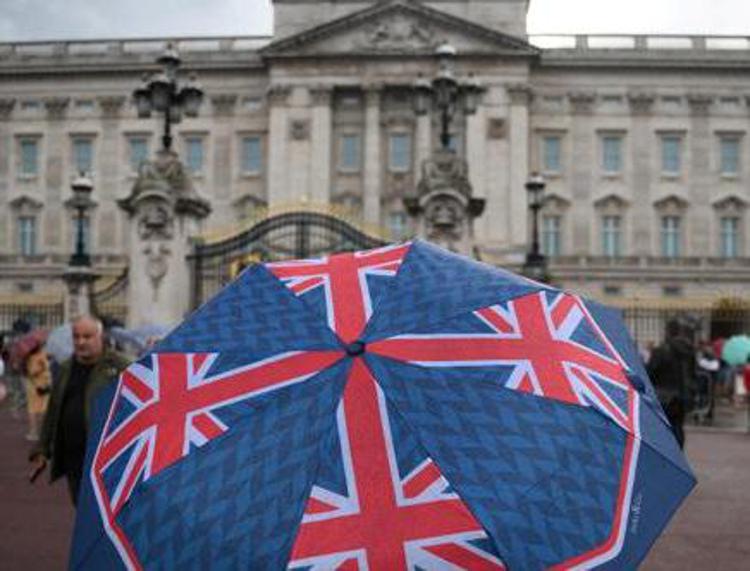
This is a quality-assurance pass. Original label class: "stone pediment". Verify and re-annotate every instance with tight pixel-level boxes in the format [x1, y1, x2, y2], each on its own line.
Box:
[261, 0, 538, 59]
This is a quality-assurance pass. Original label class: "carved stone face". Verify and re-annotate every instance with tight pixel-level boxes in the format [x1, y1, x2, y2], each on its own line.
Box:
[138, 203, 174, 240]
[424, 196, 464, 239]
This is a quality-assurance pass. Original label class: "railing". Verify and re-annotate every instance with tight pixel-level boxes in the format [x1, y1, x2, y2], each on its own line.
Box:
[0, 296, 65, 333]
[0, 36, 271, 59]
[91, 267, 129, 326]
[530, 34, 750, 52]
[549, 255, 750, 270]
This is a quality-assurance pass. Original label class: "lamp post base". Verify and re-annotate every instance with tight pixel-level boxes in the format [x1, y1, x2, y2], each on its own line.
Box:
[522, 253, 550, 284]
[62, 265, 99, 321]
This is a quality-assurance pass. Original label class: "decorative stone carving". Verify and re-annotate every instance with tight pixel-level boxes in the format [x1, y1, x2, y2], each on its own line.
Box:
[309, 86, 333, 106]
[266, 84, 292, 107]
[0, 98, 16, 120]
[487, 117, 506, 139]
[507, 84, 533, 106]
[138, 203, 174, 240]
[289, 118, 310, 141]
[627, 92, 655, 116]
[362, 15, 435, 51]
[568, 91, 596, 115]
[211, 93, 238, 117]
[43, 96, 70, 120]
[144, 242, 170, 302]
[404, 148, 485, 254]
[687, 93, 713, 116]
[97, 95, 126, 119]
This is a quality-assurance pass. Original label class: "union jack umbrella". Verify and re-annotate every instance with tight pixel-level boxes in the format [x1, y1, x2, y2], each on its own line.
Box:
[70, 240, 695, 570]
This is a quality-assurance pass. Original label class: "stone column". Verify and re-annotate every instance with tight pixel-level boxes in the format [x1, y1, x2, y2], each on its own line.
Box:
[628, 92, 655, 256]
[309, 86, 333, 205]
[466, 103, 486, 200]
[568, 91, 597, 255]
[97, 96, 126, 253]
[266, 85, 291, 207]
[416, 109, 432, 174]
[210, 94, 238, 203]
[43, 97, 70, 254]
[63, 268, 97, 321]
[688, 94, 713, 256]
[507, 85, 532, 251]
[119, 150, 210, 328]
[363, 85, 383, 225]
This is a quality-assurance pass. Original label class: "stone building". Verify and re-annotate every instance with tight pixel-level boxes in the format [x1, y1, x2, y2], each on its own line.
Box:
[0, 0, 749, 333]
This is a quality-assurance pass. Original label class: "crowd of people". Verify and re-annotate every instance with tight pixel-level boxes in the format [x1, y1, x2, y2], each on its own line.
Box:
[645, 318, 750, 449]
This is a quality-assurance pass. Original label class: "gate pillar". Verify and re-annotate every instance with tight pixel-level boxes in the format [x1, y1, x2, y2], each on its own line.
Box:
[119, 150, 210, 328]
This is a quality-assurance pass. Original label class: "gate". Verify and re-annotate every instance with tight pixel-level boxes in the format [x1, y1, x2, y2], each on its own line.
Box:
[188, 211, 389, 309]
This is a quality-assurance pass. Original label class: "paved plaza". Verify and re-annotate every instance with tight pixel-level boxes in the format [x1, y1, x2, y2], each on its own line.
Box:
[1, 401, 748, 570]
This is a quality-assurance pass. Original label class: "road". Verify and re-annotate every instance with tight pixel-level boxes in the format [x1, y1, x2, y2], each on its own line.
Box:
[1, 403, 748, 570]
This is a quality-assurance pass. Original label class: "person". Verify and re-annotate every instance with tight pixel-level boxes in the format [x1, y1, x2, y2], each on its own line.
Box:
[695, 340, 720, 421]
[24, 342, 51, 441]
[28, 315, 129, 505]
[646, 318, 695, 448]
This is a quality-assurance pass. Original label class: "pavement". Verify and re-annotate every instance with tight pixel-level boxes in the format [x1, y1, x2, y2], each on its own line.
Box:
[1, 400, 748, 570]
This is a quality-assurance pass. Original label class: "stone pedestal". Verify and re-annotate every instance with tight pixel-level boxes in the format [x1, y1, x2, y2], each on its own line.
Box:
[405, 149, 485, 255]
[118, 150, 210, 328]
[62, 266, 98, 321]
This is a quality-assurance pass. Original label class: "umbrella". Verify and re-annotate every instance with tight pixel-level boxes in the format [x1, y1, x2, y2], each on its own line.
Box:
[9, 328, 47, 371]
[70, 240, 695, 569]
[46, 323, 73, 363]
[721, 334, 750, 366]
[109, 324, 172, 354]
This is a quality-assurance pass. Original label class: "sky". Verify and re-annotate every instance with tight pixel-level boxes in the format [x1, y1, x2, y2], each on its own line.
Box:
[0, 0, 747, 41]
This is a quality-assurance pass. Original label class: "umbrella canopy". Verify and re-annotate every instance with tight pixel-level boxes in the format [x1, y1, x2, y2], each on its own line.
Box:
[109, 324, 172, 354]
[721, 334, 750, 366]
[8, 328, 47, 371]
[46, 323, 73, 363]
[71, 241, 695, 570]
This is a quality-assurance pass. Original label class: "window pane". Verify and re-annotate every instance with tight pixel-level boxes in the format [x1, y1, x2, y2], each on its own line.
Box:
[186, 138, 204, 173]
[661, 136, 681, 174]
[542, 215, 561, 256]
[389, 133, 411, 171]
[720, 138, 740, 175]
[242, 136, 262, 173]
[602, 136, 622, 173]
[721, 216, 739, 257]
[129, 138, 149, 171]
[388, 211, 409, 240]
[660, 216, 681, 257]
[73, 139, 93, 174]
[19, 216, 36, 256]
[543, 136, 561, 172]
[20, 140, 38, 175]
[340, 134, 360, 171]
[602, 215, 621, 257]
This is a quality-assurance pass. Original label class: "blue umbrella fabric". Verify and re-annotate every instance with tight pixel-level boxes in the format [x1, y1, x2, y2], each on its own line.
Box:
[70, 240, 695, 570]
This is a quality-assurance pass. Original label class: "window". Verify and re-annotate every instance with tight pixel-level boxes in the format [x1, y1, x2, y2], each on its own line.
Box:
[388, 211, 409, 241]
[339, 134, 361, 171]
[660, 135, 681, 175]
[19, 139, 39, 176]
[601, 135, 622, 174]
[128, 137, 149, 171]
[542, 135, 561, 173]
[660, 216, 681, 257]
[185, 137, 204, 174]
[241, 136, 263, 174]
[73, 138, 93, 174]
[720, 137, 740, 176]
[18, 216, 36, 256]
[388, 133, 411, 172]
[447, 134, 463, 154]
[542, 215, 562, 256]
[720, 216, 739, 258]
[602, 215, 622, 257]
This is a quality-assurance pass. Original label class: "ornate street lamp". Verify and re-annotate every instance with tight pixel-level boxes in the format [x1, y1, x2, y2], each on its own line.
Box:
[412, 41, 482, 151]
[523, 172, 549, 282]
[69, 173, 95, 267]
[132, 43, 204, 151]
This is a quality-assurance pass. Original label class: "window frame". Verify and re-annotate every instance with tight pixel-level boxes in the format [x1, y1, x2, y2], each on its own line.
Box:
[18, 136, 40, 178]
[240, 135, 263, 176]
[660, 215, 682, 258]
[18, 215, 37, 256]
[600, 133, 624, 176]
[338, 132, 362, 173]
[388, 132, 412, 173]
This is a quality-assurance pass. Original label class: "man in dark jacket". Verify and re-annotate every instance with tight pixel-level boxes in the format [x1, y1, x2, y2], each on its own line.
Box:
[29, 315, 129, 505]
[646, 318, 695, 448]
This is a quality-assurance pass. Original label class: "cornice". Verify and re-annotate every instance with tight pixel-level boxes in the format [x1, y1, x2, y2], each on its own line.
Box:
[43, 96, 69, 120]
[210, 93, 238, 116]
[97, 95, 126, 119]
[0, 97, 15, 120]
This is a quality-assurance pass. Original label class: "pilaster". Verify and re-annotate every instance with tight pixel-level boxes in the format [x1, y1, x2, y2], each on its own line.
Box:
[267, 85, 292, 207]
[309, 85, 333, 205]
[363, 84, 383, 225]
[507, 84, 532, 251]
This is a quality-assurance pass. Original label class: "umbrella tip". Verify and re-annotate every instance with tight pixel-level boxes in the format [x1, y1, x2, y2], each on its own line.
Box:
[344, 340, 366, 357]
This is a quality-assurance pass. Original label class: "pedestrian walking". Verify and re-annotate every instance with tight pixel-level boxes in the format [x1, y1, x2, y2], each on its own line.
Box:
[28, 315, 129, 505]
[24, 343, 51, 441]
[647, 318, 696, 448]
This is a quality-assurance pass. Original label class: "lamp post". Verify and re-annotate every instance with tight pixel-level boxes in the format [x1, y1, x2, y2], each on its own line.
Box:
[69, 173, 95, 267]
[523, 172, 549, 282]
[413, 41, 482, 151]
[132, 44, 204, 152]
